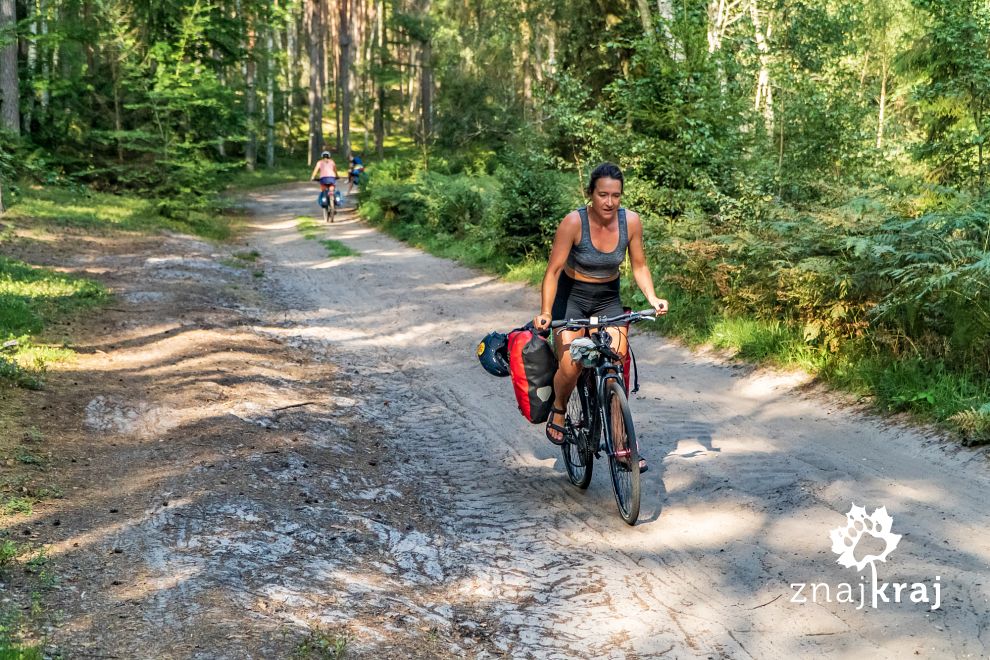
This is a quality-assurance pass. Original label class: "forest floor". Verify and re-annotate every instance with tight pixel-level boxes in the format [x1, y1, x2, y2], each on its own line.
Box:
[2, 184, 989, 658]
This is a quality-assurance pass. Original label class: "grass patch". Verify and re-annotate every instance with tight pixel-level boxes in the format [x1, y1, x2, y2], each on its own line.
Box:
[319, 239, 357, 258]
[296, 217, 322, 240]
[0, 497, 33, 517]
[0, 255, 108, 388]
[0, 540, 20, 570]
[0, 564, 46, 660]
[295, 218, 357, 257]
[221, 249, 262, 269]
[5, 184, 234, 240]
[224, 159, 310, 191]
[292, 626, 349, 660]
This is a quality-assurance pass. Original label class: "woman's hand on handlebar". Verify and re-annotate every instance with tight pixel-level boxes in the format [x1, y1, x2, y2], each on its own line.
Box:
[534, 313, 552, 331]
[648, 297, 669, 316]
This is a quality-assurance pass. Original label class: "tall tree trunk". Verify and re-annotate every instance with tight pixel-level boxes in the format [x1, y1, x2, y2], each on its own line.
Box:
[656, 0, 681, 59]
[0, 0, 20, 135]
[339, 0, 352, 158]
[266, 22, 276, 167]
[635, 0, 652, 35]
[374, 0, 384, 158]
[39, 0, 48, 114]
[217, 58, 227, 157]
[876, 58, 888, 149]
[245, 14, 258, 171]
[22, 2, 36, 134]
[307, 0, 324, 164]
[750, 0, 773, 129]
[420, 37, 431, 143]
[112, 58, 124, 162]
[520, 1, 532, 115]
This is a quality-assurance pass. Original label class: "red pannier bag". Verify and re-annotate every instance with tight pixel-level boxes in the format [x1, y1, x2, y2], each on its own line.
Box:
[507, 323, 558, 423]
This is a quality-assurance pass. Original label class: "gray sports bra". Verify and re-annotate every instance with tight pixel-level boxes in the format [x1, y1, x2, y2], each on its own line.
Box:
[565, 206, 628, 279]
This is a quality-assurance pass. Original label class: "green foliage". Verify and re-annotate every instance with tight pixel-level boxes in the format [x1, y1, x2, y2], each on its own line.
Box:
[423, 174, 493, 237]
[905, 0, 990, 191]
[0, 255, 107, 388]
[0, 497, 33, 517]
[492, 164, 570, 259]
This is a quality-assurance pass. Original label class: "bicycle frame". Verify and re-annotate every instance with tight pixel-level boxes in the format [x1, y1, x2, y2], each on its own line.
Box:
[552, 308, 658, 524]
[575, 329, 627, 458]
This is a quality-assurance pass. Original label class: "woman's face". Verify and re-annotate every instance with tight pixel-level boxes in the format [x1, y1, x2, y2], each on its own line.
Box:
[590, 177, 622, 219]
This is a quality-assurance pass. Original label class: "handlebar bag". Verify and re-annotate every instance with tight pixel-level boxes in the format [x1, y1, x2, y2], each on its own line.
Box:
[507, 323, 558, 424]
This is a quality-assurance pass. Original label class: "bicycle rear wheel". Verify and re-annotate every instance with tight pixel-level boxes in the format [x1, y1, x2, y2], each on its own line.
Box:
[562, 374, 594, 489]
[605, 380, 640, 525]
[328, 192, 336, 222]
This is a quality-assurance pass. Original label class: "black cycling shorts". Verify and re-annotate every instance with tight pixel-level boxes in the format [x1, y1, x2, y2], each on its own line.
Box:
[551, 271, 624, 321]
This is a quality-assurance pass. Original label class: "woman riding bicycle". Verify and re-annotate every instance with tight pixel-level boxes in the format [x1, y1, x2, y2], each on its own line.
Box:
[534, 163, 668, 467]
[310, 150, 339, 203]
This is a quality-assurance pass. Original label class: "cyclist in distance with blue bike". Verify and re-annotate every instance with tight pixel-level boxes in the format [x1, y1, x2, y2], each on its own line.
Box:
[534, 163, 668, 468]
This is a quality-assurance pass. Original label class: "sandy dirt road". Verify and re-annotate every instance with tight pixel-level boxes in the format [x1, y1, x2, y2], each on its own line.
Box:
[10, 183, 989, 658]
[237, 184, 990, 658]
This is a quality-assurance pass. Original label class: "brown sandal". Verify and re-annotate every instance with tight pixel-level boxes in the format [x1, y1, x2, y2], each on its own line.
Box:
[545, 406, 566, 446]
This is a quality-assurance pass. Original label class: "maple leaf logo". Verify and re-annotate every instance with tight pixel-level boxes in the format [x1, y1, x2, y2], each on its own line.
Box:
[829, 504, 902, 571]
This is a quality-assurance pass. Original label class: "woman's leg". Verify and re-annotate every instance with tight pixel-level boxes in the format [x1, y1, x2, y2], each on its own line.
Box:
[547, 328, 584, 442]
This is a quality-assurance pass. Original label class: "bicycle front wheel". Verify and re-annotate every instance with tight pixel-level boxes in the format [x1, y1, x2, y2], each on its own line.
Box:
[562, 375, 594, 489]
[605, 380, 640, 525]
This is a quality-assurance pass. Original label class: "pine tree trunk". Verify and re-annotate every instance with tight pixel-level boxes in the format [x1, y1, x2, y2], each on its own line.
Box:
[39, 0, 48, 114]
[266, 24, 276, 167]
[420, 39, 431, 143]
[23, 4, 35, 134]
[0, 0, 20, 135]
[307, 0, 324, 165]
[339, 0, 352, 158]
[245, 19, 258, 171]
[876, 59, 887, 149]
[374, 0, 385, 158]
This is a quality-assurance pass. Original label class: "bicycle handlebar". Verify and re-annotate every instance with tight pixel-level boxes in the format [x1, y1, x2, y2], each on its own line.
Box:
[550, 308, 660, 330]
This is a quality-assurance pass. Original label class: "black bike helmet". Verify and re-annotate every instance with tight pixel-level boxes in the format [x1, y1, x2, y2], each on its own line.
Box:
[477, 331, 510, 377]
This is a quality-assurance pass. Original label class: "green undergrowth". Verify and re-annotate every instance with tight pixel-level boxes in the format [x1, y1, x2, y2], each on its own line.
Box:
[0, 256, 107, 388]
[357, 159, 990, 445]
[0, 540, 56, 659]
[224, 159, 309, 191]
[5, 184, 234, 241]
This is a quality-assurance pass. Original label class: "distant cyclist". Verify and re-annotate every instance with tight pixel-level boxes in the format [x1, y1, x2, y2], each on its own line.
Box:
[534, 162, 668, 468]
[347, 152, 364, 194]
[310, 151, 339, 206]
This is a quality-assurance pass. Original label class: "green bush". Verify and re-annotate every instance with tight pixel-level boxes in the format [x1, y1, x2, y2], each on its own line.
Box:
[494, 167, 571, 259]
[423, 174, 493, 237]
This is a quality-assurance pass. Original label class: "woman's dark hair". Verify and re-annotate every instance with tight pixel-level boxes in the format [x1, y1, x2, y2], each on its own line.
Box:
[586, 162, 624, 197]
